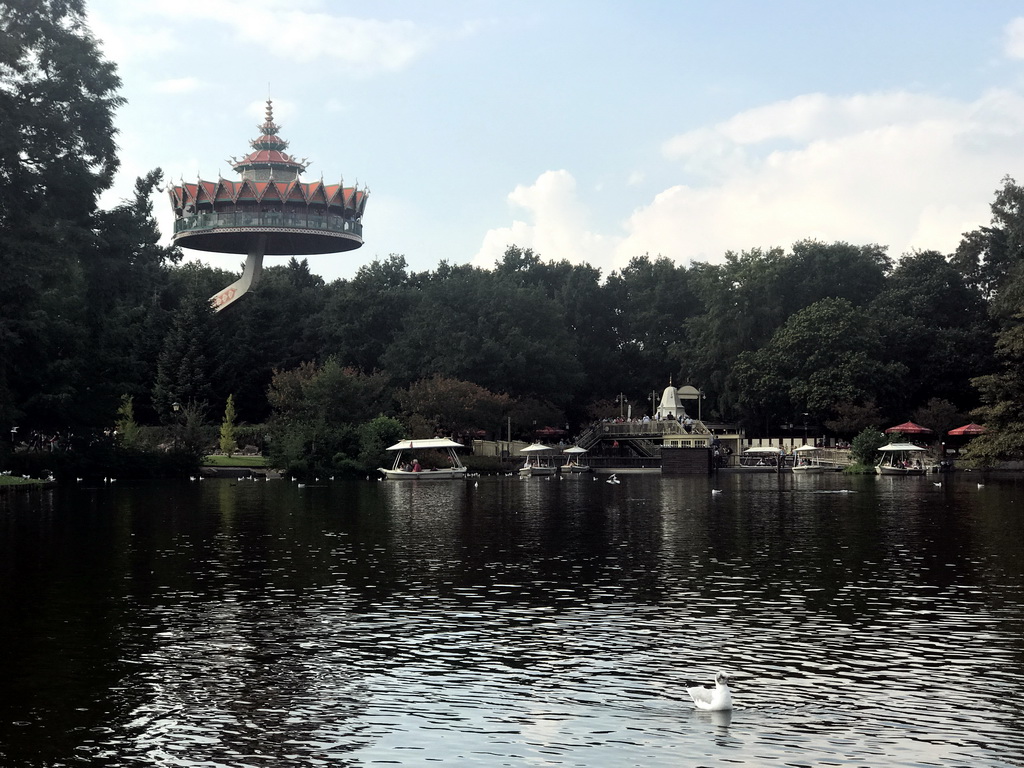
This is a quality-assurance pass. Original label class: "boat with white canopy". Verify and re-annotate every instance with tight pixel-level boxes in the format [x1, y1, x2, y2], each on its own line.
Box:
[560, 445, 591, 473]
[737, 446, 783, 472]
[519, 443, 557, 477]
[791, 444, 826, 474]
[875, 442, 928, 475]
[378, 438, 468, 480]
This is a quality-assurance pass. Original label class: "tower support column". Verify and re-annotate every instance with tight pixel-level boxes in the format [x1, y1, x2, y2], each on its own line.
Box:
[211, 235, 265, 312]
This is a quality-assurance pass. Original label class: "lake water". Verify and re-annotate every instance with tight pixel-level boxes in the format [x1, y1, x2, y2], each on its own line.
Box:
[1, 471, 1022, 767]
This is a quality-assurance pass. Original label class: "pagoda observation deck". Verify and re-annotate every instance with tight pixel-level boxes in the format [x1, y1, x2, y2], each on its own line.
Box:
[168, 100, 368, 309]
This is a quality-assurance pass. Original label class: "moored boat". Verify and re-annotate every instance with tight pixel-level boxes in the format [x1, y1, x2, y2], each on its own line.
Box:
[737, 446, 783, 472]
[791, 444, 825, 474]
[560, 445, 591, 473]
[519, 443, 557, 477]
[875, 442, 928, 475]
[378, 438, 468, 480]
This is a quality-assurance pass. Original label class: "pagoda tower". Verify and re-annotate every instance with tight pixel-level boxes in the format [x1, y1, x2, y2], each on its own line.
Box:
[168, 100, 368, 310]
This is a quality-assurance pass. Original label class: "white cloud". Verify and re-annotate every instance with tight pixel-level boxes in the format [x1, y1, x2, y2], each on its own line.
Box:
[1005, 17, 1024, 59]
[476, 87, 1024, 277]
[91, 0, 459, 75]
[472, 170, 617, 269]
[152, 78, 203, 95]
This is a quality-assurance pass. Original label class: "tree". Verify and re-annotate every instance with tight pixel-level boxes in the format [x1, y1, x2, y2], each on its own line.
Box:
[319, 254, 419, 373]
[850, 427, 886, 466]
[605, 254, 699, 391]
[381, 262, 583, 405]
[0, 0, 124, 427]
[911, 398, 963, 438]
[115, 395, 142, 449]
[266, 359, 392, 477]
[951, 176, 1024, 304]
[396, 375, 512, 439]
[871, 250, 991, 413]
[354, 415, 405, 474]
[219, 395, 238, 457]
[731, 298, 907, 433]
[824, 401, 883, 439]
[960, 316, 1024, 466]
[152, 291, 217, 421]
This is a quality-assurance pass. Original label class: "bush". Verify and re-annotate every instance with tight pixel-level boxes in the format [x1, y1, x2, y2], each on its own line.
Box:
[850, 427, 886, 466]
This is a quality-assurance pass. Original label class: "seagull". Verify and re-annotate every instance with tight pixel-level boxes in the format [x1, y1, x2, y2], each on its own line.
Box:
[711, 489, 723, 495]
[606, 473, 620, 485]
[687, 671, 733, 711]
[933, 482, 942, 487]
[977, 481, 985, 488]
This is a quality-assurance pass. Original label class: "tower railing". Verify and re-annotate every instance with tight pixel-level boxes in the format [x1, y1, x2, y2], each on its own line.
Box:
[173, 211, 362, 237]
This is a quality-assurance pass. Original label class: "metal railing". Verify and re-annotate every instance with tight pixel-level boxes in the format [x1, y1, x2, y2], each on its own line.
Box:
[173, 211, 362, 237]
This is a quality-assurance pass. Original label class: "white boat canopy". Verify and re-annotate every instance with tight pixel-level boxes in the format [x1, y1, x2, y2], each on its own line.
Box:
[386, 438, 464, 451]
[793, 444, 820, 452]
[521, 443, 555, 453]
[743, 446, 783, 453]
[563, 446, 588, 454]
[877, 443, 926, 452]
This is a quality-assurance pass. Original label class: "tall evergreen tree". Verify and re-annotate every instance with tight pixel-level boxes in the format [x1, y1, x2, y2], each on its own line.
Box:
[152, 292, 216, 421]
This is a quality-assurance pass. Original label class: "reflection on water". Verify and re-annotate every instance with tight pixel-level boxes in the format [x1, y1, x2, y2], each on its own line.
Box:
[1, 472, 1022, 766]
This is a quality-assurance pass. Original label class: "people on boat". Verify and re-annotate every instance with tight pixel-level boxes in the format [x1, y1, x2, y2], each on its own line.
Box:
[412, 459, 421, 472]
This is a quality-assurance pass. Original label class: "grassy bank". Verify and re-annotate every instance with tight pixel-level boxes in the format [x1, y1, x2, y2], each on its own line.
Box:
[843, 463, 876, 474]
[0, 475, 41, 486]
[203, 454, 269, 468]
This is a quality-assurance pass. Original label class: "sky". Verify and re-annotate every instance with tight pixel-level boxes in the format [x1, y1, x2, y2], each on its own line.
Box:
[85, 0, 1024, 283]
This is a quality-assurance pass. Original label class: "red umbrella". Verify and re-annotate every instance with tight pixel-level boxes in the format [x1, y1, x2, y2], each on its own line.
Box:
[884, 421, 933, 434]
[948, 423, 985, 436]
[535, 425, 566, 436]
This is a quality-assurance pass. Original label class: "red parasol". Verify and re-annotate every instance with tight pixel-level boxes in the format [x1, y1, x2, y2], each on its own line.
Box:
[947, 423, 985, 436]
[535, 425, 566, 436]
[884, 421, 933, 434]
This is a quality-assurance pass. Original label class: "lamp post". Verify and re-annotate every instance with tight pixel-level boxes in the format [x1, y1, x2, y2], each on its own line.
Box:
[171, 402, 181, 451]
[651, 390, 657, 418]
[617, 392, 625, 419]
[802, 412, 809, 445]
[698, 389, 705, 421]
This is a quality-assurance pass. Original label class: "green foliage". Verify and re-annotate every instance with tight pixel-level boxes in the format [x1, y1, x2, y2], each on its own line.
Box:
[266, 359, 391, 477]
[824, 401, 882, 438]
[0, 0, 124, 429]
[960, 317, 1024, 466]
[910, 398, 963, 438]
[354, 415, 405, 473]
[396, 375, 512, 439]
[381, 260, 583, 405]
[152, 291, 216, 421]
[731, 298, 907, 432]
[850, 427, 886, 466]
[115, 395, 142, 449]
[174, 400, 210, 463]
[219, 394, 238, 456]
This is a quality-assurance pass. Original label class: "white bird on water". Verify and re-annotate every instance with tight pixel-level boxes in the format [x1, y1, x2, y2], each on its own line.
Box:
[687, 671, 733, 711]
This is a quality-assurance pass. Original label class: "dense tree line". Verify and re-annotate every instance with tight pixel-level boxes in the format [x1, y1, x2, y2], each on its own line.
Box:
[3, 0, 1024, 475]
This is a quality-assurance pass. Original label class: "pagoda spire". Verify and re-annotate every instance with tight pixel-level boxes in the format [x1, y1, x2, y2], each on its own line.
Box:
[258, 99, 281, 140]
